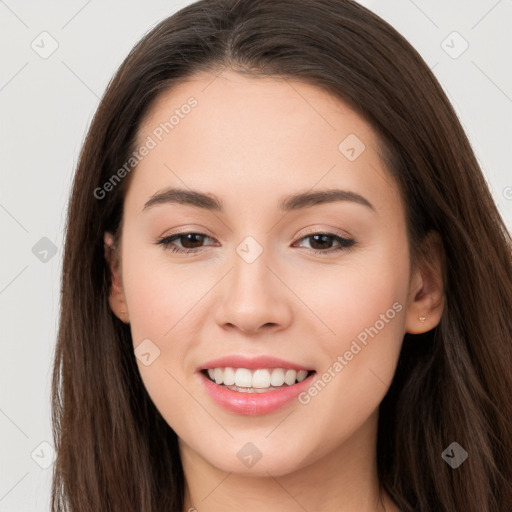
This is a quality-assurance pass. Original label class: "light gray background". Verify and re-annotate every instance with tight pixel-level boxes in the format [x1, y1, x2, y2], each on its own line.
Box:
[1, 1, 511, 510]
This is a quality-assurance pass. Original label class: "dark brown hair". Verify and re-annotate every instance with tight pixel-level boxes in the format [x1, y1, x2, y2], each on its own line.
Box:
[51, 0, 512, 510]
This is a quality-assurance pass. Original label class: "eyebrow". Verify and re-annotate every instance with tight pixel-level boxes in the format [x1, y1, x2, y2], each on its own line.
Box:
[142, 187, 375, 213]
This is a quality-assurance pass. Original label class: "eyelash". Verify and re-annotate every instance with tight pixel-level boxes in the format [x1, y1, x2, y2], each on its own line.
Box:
[156, 230, 356, 256]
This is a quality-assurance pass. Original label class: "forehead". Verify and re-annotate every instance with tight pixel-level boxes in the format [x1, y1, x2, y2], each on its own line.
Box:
[128, 70, 402, 218]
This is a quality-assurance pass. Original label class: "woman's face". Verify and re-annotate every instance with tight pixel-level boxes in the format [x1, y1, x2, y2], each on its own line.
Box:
[107, 70, 428, 476]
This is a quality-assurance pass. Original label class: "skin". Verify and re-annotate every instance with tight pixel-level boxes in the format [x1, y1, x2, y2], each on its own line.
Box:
[104, 70, 445, 512]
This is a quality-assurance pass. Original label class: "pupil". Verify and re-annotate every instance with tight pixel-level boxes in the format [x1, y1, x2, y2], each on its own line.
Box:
[310, 234, 331, 250]
[182, 233, 204, 249]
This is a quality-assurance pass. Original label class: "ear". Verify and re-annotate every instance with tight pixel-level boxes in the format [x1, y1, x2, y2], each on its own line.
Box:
[404, 230, 445, 334]
[104, 231, 129, 323]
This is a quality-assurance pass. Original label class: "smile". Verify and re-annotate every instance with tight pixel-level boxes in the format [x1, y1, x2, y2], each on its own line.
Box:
[202, 367, 313, 392]
[197, 355, 317, 415]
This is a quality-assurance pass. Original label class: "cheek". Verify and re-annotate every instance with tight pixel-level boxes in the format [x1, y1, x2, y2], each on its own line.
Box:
[122, 253, 202, 428]
[122, 241, 200, 345]
[288, 297, 406, 458]
[298, 237, 409, 352]
[296, 240, 408, 412]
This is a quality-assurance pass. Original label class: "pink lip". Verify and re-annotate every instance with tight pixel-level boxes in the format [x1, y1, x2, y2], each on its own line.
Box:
[198, 370, 316, 415]
[198, 355, 314, 371]
[197, 355, 316, 415]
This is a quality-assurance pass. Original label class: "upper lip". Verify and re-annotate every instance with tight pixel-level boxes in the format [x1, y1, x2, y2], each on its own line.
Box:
[198, 355, 314, 372]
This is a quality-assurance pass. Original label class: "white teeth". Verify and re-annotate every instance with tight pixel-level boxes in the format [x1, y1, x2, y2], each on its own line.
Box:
[284, 369, 297, 385]
[213, 368, 223, 385]
[234, 368, 253, 388]
[204, 367, 312, 389]
[252, 369, 271, 388]
[223, 367, 236, 386]
[270, 368, 285, 386]
[296, 370, 308, 382]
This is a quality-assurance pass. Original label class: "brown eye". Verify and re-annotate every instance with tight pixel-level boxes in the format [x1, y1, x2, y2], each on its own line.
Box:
[157, 232, 215, 253]
[293, 232, 355, 254]
[156, 231, 355, 256]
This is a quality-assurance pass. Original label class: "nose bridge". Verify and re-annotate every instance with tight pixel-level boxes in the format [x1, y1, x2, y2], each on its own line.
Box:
[230, 234, 276, 302]
[214, 234, 292, 332]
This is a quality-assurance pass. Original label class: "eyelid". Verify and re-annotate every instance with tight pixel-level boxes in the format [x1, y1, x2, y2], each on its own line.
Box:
[158, 225, 218, 241]
[294, 225, 352, 240]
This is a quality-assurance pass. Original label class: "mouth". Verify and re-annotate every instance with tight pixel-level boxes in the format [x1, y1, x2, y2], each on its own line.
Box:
[197, 355, 317, 414]
[200, 367, 316, 393]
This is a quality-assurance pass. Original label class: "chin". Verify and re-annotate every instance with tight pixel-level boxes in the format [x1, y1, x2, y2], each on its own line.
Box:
[182, 434, 315, 477]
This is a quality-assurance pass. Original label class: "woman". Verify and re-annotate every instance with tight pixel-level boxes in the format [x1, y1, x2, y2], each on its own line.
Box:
[51, 0, 512, 510]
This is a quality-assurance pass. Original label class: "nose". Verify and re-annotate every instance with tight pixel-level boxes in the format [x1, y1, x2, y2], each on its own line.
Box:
[213, 249, 293, 335]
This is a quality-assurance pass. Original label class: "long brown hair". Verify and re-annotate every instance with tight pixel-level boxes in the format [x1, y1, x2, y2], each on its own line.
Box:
[51, 1, 512, 510]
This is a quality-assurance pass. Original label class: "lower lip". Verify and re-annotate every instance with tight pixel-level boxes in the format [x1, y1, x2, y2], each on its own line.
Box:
[199, 371, 316, 415]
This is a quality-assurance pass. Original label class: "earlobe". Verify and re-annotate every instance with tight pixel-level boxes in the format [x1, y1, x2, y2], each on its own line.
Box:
[104, 231, 130, 323]
[404, 231, 445, 334]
